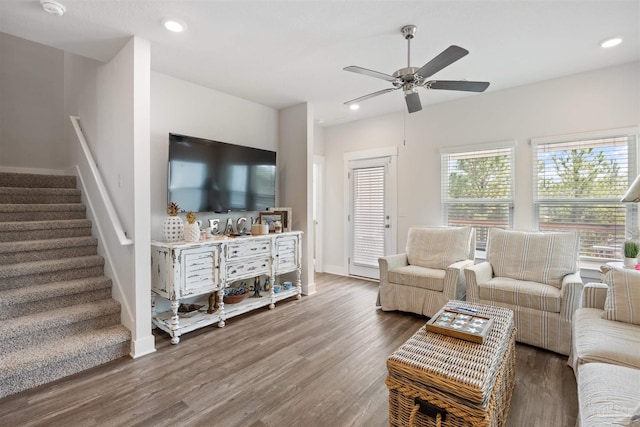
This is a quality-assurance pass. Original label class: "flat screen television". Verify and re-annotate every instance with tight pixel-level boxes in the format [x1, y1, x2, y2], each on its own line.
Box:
[168, 133, 276, 213]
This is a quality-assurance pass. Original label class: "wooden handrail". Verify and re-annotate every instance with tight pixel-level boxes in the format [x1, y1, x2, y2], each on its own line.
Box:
[70, 116, 133, 246]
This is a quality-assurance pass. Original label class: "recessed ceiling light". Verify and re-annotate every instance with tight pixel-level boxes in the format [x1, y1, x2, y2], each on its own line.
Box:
[163, 19, 186, 33]
[40, 0, 66, 16]
[349, 104, 360, 111]
[600, 37, 622, 48]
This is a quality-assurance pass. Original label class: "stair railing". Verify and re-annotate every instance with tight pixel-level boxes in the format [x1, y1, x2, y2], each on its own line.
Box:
[70, 116, 133, 246]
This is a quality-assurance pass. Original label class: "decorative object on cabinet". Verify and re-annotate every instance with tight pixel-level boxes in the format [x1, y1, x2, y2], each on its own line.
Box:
[184, 211, 201, 242]
[177, 303, 203, 317]
[259, 211, 283, 232]
[269, 207, 292, 232]
[623, 240, 639, 268]
[150, 231, 303, 344]
[223, 286, 249, 304]
[163, 202, 184, 242]
[252, 276, 262, 298]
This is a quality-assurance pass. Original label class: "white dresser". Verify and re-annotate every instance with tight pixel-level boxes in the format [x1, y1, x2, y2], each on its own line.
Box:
[151, 231, 302, 344]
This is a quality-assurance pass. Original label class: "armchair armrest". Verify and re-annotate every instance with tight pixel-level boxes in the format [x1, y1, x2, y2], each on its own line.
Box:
[581, 282, 608, 309]
[560, 272, 584, 321]
[464, 262, 493, 302]
[378, 253, 408, 285]
[444, 259, 475, 300]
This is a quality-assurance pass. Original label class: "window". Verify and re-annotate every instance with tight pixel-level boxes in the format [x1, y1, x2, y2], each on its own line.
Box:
[441, 143, 514, 251]
[532, 130, 638, 260]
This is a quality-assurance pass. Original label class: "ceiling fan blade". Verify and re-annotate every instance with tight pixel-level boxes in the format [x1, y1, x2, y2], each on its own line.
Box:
[405, 91, 422, 113]
[344, 66, 397, 82]
[415, 45, 469, 79]
[426, 80, 490, 92]
[344, 87, 398, 105]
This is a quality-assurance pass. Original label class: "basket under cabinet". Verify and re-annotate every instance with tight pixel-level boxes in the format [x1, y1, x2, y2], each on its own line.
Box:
[151, 231, 302, 344]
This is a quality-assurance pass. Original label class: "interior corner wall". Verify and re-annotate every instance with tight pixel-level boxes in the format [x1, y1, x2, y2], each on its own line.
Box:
[279, 103, 315, 294]
[150, 71, 279, 239]
[0, 32, 66, 172]
[322, 61, 640, 274]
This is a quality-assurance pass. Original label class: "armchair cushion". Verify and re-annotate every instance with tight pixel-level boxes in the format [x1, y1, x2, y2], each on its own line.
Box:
[388, 266, 446, 292]
[601, 266, 640, 325]
[486, 228, 579, 288]
[478, 278, 561, 313]
[406, 226, 472, 270]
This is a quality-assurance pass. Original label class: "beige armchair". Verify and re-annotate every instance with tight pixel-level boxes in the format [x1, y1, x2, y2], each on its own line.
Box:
[377, 226, 475, 317]
[464, 228, 583, 355]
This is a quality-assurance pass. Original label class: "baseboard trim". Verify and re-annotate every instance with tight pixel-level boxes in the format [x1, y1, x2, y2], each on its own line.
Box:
[302, 281, 317, 295]
[130, 335, 156, 358]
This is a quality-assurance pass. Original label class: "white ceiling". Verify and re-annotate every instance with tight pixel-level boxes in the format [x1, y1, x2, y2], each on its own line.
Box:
[1, 1, 638, 126]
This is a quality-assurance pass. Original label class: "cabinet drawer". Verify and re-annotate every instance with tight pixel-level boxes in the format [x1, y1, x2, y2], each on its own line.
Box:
[226, 256, 270, 281]
[227, 239, 270, 259]
[276, 238, 296, 252]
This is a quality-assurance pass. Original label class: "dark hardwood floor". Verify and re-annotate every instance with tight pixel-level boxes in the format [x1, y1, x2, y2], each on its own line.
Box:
[0, 273, 577, 426]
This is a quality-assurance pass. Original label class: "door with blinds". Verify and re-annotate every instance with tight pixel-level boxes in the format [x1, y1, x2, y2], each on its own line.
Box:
[348, 157, 393, 279]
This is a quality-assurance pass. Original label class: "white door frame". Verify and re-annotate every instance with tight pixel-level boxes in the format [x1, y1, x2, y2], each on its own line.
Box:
[313, 155, 324, 273]
[343, 146, 398, 278]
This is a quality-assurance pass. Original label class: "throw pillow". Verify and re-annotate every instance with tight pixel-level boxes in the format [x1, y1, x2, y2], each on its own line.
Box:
[406, 226, 472, 270]
[486, 228, 580, 288]
[601, 266, 640, 325]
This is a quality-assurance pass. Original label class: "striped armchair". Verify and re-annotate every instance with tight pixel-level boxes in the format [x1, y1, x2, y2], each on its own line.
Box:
[464, 228, 583, 355]
[377, 226, 475, 317]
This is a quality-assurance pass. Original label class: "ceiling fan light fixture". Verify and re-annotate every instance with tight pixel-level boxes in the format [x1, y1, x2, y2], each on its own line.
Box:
[40, 0, 66, 16]
[163, 19, 186, 33]
[600, 37, 622, 48]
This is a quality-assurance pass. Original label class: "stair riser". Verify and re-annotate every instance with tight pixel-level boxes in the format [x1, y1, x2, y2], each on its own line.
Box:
[6, 313, 121, 352]
[0, 211, 86, 222]
[0, 227, 92, 243]
[0, 341, 129, 399]
[0, 288, 112, 321]
[0, 245, 98, 265]
[0, 194, 82, 204]
[0, 266, 105, 291]
[0, 173, 76, 189]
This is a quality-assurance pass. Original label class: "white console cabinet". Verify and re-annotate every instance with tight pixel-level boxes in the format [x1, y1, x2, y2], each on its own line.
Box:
[151, 231, 302, 344]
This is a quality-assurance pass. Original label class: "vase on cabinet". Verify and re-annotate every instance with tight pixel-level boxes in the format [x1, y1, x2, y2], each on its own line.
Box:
[163, 216, 184, 242]
[184, 222, 201, 242]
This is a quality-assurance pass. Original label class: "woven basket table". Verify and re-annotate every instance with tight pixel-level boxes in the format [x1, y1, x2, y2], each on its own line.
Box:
[386, 301, 515, 427]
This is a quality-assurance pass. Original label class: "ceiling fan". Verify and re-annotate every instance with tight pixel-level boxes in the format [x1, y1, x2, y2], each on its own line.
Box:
[344, 25, 490, 113]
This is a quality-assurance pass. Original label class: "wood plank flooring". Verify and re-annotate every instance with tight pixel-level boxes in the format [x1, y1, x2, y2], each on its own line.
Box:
[0, 273, 577, 426]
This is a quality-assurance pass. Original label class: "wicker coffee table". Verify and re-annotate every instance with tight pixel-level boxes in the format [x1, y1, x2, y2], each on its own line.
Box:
[386, 301, 515, 427]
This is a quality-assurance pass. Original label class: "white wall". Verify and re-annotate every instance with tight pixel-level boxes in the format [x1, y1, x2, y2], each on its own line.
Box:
[279, 103, 315, 294]
[0, 32, 66, 172]
[150, 72, 279, 238]
[323, 62, 640, 274]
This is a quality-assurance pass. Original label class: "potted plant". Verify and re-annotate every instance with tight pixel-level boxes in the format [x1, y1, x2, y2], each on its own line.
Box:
[163, 202, 184, 242]
[184, 211, 201, 242]
[623, 240, 639, 268]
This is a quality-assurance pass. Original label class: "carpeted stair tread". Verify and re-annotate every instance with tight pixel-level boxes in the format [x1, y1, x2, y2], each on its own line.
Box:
[0, 219, 91, 232]
[0, 236, 97, 254]
[0, 203, 86, 222]
[0, 172, 76, 189]
[0, 255, 104, 280]
[0, 187, 81, 204]
[0, 325, 130, 398]
[0, 276, 111, 306]
[0, 203, 85, 213]
[0, 298, 120, 341]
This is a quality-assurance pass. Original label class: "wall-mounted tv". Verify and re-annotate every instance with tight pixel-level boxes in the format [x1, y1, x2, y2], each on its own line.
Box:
[168, 133, 276, 213]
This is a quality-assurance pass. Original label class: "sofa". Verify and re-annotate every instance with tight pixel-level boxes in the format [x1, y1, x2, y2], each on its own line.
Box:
[570, 266, 640, 426]
[377, 226, 475, 317]
[464, 228, 582, 355]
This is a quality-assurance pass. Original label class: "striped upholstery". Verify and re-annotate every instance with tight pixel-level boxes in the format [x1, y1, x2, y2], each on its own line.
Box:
[378, 227, 475, 318]
[601, 266, 640, 325]
[570, 308, 640, 370]
[406, 226, 473, 270]
[465, 229, 582, 356]
[581, 282, 608, 310]
[487, 228, 580, 289]
[577, 362, 640, 427]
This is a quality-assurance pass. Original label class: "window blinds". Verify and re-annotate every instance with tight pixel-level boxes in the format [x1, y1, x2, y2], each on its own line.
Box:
[533, 134, 638, 260]
[441, 146, 514, 250]
[351, 166, 386, 268]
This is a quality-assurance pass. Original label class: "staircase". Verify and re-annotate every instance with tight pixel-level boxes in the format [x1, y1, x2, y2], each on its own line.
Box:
[0, 172, 131, 398]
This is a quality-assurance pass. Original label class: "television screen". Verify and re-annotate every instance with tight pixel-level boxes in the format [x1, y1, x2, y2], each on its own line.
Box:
[168, 133, 276, 213]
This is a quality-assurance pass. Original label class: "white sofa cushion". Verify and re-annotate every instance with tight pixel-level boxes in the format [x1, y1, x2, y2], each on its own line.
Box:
[486, 228, 579, 288]
[572, 308, 640, 370]
[478, 277, 561, 313]
[602, 266, 640, 325]
[577, 362, 640, 427]
[388, 265, 446, 292]
[406, 226, 472, 270]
